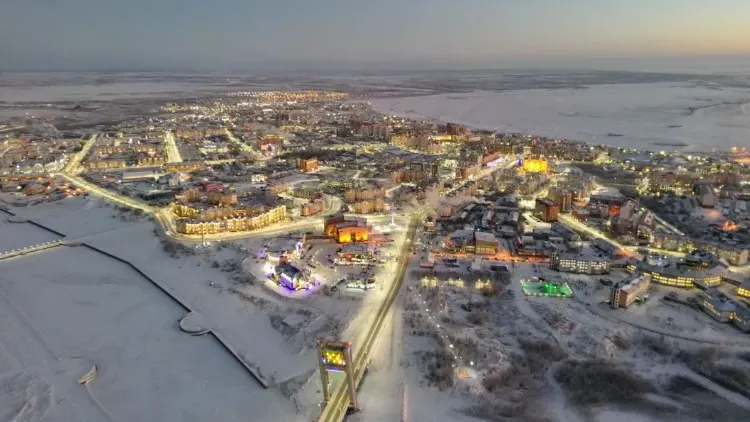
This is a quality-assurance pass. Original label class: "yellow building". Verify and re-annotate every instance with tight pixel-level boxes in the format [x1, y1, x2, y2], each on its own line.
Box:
[173, 205, 286, 235]
[522, 159, 549, 173]
[738, 281, 750, 299]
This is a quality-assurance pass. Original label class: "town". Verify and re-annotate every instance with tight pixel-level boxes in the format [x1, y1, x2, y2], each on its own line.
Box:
[3, 89, 750, 422]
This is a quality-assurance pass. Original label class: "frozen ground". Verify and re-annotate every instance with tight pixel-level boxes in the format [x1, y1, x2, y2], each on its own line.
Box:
[371, 82, 750, 152]
[354, 255, 750, 422]
[14, 196, 148, 239]
[0, 218, 61, 252]
[0, 244, 300, 422]
[5, 196, 426, 420]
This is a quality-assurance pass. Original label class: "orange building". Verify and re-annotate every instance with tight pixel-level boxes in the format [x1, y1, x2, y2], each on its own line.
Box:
[324, 213, 372, 243]
[299, 158, 319, 173]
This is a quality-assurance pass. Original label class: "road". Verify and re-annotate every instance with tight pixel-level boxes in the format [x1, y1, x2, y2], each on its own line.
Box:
[317, 216, 419, 422]
[163, 130, 183, 163]
[0, 125, 24, 133]
[224, 128, 261, 158]
[63, 134, 98, 175]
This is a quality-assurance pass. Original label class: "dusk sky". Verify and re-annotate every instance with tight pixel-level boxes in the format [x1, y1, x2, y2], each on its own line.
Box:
[2, 0, 750, 71]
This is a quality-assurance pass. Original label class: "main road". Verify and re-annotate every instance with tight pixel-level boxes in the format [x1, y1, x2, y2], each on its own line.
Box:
[317, 215, 419, 422]
[163, 130, 183, 163]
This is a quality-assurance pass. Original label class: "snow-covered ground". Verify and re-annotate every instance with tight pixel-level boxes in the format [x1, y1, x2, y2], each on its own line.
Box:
[371, 82, 750, 152]
[0, 244, 300, 422]
[2, 196, 427, 421]
[352, 254, 750, 422]
[0, 218, 61, 252]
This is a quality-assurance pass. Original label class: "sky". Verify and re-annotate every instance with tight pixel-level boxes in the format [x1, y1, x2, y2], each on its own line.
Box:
[2, 0, 750, 72]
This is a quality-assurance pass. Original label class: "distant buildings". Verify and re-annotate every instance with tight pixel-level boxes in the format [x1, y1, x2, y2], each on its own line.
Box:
[445, 123, 469, 136]
[610, 274, 650, 309]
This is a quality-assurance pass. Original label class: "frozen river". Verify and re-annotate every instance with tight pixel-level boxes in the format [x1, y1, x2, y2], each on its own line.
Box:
[372, 82, 750, 152]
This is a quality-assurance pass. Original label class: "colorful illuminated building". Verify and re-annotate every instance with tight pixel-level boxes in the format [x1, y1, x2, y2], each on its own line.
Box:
[271, 262, 311, 291]
[522, 158, 549, 173]
[324, 213, 372, 243]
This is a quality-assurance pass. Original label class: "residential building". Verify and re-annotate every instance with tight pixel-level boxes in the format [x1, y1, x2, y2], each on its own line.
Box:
[551, 253, 610, 275]
[535, 198, 560, 222]
[737, 280, 750, 299]
[610, 274, 651, 309]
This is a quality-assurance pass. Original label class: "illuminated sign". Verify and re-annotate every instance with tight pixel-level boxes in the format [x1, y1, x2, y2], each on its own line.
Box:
[319, 341, 350, 371]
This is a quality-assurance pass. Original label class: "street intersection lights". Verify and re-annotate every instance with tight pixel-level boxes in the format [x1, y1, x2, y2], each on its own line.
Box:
[316, 339, 358, 410]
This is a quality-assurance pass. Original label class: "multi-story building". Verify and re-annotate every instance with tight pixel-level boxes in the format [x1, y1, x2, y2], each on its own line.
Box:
[651, 232, 749, 266]
[165, 161, 203, 172]
[737, 280, 750, 299]
[696, 289, 750, 331]
[302, 198, 326, 216]
[551, 222, 581, 243]
[551, 253, 610, 275]
[624, 257, 724, 288]
[535, 198, 560, 222]
[610, 274, 650, 309]
[299, 158, 319, 173]
[549, 188, 572, 213]
[445, 123, 469, 136]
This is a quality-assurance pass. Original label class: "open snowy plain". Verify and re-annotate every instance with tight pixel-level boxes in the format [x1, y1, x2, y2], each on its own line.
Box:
[372, 82, 750, 152]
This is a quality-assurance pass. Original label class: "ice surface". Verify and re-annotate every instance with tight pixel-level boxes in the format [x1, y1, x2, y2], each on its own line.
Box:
[372, 82, 750, 152]
[0, 245, 301, 422]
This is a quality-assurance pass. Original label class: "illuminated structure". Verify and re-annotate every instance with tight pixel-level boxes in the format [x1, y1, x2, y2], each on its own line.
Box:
[624, 254, 725, 289]
[324, 213, 372, 243]
[299, 157, 319, 173]
[172, 189, 287, 235]
[550, 253, 609, 275]
[520, 279, 573, 297]
[737, 281, 750, 299]
[696, 289, 750, 332]
[610, 274, 650, 309]
[651, 232, 749, 266]
[165, 161, 203, 172]
[522, 158, 549, 173]
[271, 262, 310, 291]
[316, 340, 358, 409]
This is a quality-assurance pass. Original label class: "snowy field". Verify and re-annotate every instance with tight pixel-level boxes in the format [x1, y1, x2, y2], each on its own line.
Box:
[350, 256, 750, 422]
[0, 245, 300, 422]
[0, 218, 61, 252]
[15, 197, 149, 239]
[371, 82, 750, 152]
